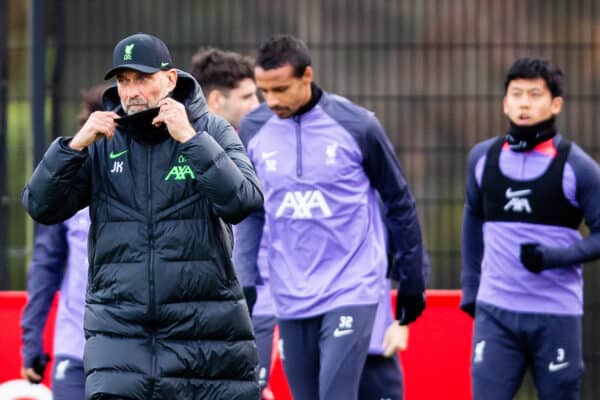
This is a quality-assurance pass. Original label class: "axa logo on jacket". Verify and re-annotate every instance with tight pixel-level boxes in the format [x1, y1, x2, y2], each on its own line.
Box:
[275, 189, 332, 219]
[164, 165, 195, 181]
[164, 154, 196, 181]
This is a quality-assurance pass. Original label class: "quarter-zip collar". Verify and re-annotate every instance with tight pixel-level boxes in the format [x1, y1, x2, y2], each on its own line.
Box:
[292, 82, 322, 117]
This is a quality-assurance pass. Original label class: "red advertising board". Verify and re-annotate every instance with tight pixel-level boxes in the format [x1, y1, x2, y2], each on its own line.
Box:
[0, 290, 473, 399]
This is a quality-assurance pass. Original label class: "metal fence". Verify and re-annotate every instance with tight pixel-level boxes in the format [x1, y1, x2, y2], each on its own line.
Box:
[3, 0, 600, 398]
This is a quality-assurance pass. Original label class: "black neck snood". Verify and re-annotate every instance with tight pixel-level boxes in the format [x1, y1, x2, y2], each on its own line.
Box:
[505, 117, 557, 152]
[115, 107, 171, 145]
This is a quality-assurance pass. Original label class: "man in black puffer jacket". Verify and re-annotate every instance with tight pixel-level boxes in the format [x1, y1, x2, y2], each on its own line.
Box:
[21, 33, 263, 400]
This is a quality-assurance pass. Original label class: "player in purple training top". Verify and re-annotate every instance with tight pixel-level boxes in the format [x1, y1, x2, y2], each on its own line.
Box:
[461, 57, 600, 400]
[235, 34, 428, 400]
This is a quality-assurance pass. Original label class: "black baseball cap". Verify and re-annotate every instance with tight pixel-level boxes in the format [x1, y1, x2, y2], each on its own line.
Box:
[104, 33, 173, 80]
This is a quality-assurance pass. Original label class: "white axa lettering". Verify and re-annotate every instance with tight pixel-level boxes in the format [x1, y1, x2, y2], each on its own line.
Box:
[275, 190, 332, 219]
[504, 197, 532, 213]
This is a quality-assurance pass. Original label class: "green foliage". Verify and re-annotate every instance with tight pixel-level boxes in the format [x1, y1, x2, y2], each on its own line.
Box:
[6, 101, 33, 289]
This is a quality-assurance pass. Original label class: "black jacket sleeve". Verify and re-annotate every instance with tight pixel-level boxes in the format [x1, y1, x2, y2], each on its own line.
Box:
[361, 115, 428, 296]
[460, 141, 489, 313]
[182, 116, 263, 224]
[21, 138, 91, 224]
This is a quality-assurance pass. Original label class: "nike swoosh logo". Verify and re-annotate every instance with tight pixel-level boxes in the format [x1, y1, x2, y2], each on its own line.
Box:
[161, 62, 170, 67]
[262, 150, 279, 159]
[505, 188, 532, 198]
[109, 150, 128, 159]
[548, 361, 569, 372]
[333, 328, 354, 338]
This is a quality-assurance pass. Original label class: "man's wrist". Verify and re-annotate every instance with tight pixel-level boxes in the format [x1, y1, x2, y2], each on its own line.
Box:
[178, 128, 198, 143]
[69, 138, 86, 151]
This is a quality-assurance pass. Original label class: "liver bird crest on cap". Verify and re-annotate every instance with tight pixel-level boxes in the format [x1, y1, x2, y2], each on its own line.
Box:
[123, 43, 135, 60]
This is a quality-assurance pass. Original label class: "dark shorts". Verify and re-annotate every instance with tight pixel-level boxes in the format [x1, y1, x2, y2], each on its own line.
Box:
[51, 355, 85, 400]
[359, 354, 403, 400]
[277, 304, 377, 400]
[471, 302, 584, 400]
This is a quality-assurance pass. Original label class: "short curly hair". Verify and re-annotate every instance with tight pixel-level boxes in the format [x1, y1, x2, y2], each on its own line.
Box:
[190, 47, 255, 96]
